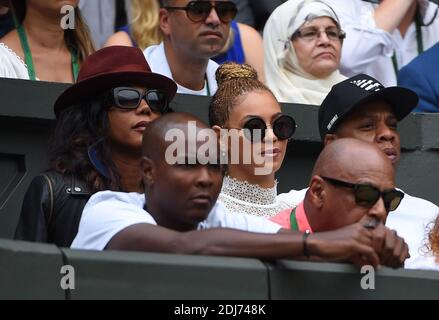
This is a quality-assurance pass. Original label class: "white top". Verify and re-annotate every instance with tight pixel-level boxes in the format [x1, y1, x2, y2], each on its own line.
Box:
[71, 191, 282, 251]
[0, 43, 30, 80]
[386, 192, 439, 269]
[277, 187, 309, 208]
[408, 255, 439, 272]
[218, 176, 302, 218]
[79, 0, 116, 49]
[143, 42, 219, 96]
[324, 0, 439, 86]
[278, 188, 439, 269]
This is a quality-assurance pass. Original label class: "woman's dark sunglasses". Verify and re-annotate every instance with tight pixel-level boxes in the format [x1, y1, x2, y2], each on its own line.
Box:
[235, 115, 297, 143]
[108, 87, 169, 114]
[164, 1, 238, 23]
[321, 176, 405, 212]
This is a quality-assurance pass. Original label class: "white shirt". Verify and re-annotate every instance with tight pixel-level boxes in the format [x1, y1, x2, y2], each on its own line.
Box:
[325, 0, 439, 86]
[71, 191, 282, 251]
[278, 188, 439, 269]
[0, 43, 30, 80]
[79, 0, 116, 49]
[386, 192, 439, 269]
[217, 176, 303, 218]
[408, 255, 439, 272]
[277, 188, 308, 208]
[143, 42, 219, 96]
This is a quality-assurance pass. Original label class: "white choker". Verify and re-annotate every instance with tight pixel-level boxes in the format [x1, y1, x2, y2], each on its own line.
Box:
[218, 176, 292, 217]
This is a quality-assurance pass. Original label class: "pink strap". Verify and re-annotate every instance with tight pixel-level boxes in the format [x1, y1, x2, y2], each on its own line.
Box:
[295, 202, 313, 233]
[269, 209, 291, 229]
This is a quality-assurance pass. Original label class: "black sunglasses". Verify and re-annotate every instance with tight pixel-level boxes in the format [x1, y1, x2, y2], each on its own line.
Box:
[108, 87, 169, 114]
[321, 176, 404, 212]
[231, 115, 297, 143]
[164, 1, 238, 23]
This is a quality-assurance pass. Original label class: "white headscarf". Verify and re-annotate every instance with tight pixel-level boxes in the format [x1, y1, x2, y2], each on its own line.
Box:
[263, 0, 347, 105]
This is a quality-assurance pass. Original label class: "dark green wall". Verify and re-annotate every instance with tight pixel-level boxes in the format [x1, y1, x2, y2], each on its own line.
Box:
[1, 239, 438, 300]
[0, 78, 438, 239]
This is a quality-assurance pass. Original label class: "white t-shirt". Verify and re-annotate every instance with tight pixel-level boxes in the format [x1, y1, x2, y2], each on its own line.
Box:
[386, 192, 439, 269]
[278, 188, 439, 269]
[325, 0, 439, 86]
[408, 255, 439, 272]
[0, 43, 30, 80]
[143, 42, 219, 96]
[277, 188, 308, 208]
[71, 191, 282, 251]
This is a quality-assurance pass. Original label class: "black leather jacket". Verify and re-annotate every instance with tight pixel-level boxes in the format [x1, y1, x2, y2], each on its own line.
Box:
[14, 171, 92, 248]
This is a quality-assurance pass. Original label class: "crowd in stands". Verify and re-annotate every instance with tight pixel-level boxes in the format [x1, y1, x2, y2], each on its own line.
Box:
[1, 0, 439, 272]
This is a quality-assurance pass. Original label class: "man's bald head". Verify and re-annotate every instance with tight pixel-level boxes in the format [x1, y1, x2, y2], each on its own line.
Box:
[305, 138, 398, 232]
[312, 138, 395, 181]
[141, 112, 223, 231]
[142, 112, 210, 161]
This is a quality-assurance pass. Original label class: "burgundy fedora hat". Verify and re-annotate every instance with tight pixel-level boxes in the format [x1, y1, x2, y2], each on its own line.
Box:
[54, 46, 177, 117]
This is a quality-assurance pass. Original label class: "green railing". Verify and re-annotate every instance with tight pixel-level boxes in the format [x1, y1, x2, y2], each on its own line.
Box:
[1, 239, 438, 300]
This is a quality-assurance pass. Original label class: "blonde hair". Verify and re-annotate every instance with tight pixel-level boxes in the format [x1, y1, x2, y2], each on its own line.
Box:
[218, 26, 235, 55]
[66, 8, 95, 63]
[130, 0, 162, 50]
[209, 62, 272, 127]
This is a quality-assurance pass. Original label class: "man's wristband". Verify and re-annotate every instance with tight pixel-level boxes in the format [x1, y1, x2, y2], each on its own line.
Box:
[303, 230, 311, 258]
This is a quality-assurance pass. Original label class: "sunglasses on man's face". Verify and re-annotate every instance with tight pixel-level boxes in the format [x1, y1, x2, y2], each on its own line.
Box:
[321, 176, 404, 212]
[164, 1, 238, 23]
[231, 115, 297, 143]
[109, 87, 169, 114]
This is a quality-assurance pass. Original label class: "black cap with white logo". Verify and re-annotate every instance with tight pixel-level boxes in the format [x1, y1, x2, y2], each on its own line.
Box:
[318, 74, 419, 139]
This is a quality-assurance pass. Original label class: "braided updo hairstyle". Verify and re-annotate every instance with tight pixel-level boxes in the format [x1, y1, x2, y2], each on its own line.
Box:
[209, 62, 275, 127]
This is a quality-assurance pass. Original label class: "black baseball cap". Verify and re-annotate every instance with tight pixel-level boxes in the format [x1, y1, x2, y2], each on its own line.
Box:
[318, 74, 419, 140]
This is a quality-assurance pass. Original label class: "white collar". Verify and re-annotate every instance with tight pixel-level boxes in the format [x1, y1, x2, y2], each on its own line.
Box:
[144, 42, 219, 96]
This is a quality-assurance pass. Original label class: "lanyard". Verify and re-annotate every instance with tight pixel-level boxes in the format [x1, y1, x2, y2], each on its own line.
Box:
[290, 207, 299, 231]
[205, 75, 211, 97]
[17, 24, 79, 81]
[391, 13, 424, 75]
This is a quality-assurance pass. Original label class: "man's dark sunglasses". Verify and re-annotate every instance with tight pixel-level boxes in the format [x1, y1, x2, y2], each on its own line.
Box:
[321, 176, 404, 212]
[164, 1, 238, 23]
[108, 87, 169, 114]
[234, 115, 297, 143]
